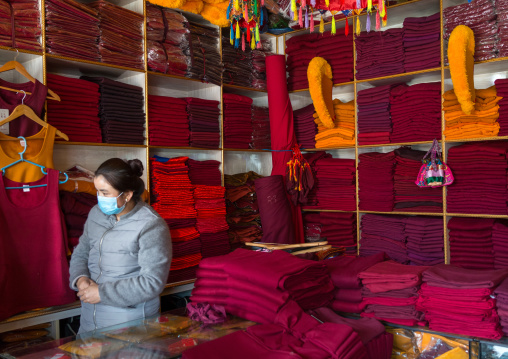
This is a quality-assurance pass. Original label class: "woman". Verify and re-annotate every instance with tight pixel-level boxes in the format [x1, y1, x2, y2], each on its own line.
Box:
[69, 158, 172, 334]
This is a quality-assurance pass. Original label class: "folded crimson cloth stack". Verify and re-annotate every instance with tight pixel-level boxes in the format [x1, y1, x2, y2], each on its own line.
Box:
[223, 93, 254, 149]
[186, 97, 221, 149]
[0, 0, 41, 51]
[444, 0, 498, 62]
[495, 79, 508, 135]
[493, 220, 508, 269]
[358, 152, 395, 211]
[251, 106, 271, 149]
[418, 264, 508, 339]
[402, 13, 441, 73]
[359, 261, 429, 326]
[325, 252, 386, 314]
[251, 48, 270, 90]
[46, 74, 102, 143]
[188, 23, 222, 86]
[360, 214, 408, 264]
[389, 82, 442, 143]
[497, 0, 508, 58]
[89, 0, 143, 69]
[447, 142, 508, 215]
[59, 191, 96, 251]
[303, 212, 357, 254]
[285, 29, 354, 91]
[294, 104, 317, 149]
[190, 248, 334, 324]
[495, 276, 508, 336]
[310, 307, 393, 359]
[357, 85, 395, 145]
[81, 76, 145, 145]
[167, 224, 200, 283]
[405, 216, 444, 266]
[146, 4, 190, 76]
[45, 0, 99, 61]
[148, 95, 189, 147]
[448, 217, 496, 270]
[394, 147, 443, 213]
[187, 159, 221, 186]
[355, 28, 405, 80]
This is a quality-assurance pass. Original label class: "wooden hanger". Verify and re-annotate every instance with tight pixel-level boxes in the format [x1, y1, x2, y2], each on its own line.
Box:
[245, 241, 328, 250]
[0, 103, 69, 141]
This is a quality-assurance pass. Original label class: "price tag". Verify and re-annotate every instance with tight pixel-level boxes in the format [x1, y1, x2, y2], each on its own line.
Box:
[23, 184, 29, 192]
[0, 109, 9, 134]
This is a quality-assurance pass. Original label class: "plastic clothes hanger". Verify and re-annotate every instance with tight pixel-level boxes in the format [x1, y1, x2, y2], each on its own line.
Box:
[0, 50, 61, 101]
[1, 135, 68, 189]
[0, 90, 69, 141]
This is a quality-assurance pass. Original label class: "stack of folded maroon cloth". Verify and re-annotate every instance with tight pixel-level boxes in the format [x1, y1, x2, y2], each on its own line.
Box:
[448, 217, 495, 270]
[187, 97, 220, 149]
[188, 23, 222, 86]
[402, 13, 441, 72]
[294, 104, 317, 149]
[360, 214, 408, 264]
[497, 0, 508, 58]
[0, 0, 41, 51]
[303, 212, 357, 254]
[148, 95, 189, 147]
[444, 0, 498, 62]
[166, 220, 201, 283]
[45, 0, 100, 61]
[394, 148, 443, 213]
[355, 28, 405, 80]
[251, 49, 270, 90]
[285, 29, 354, 91]
[389, 82, 442, 143]
[493, 220, 508, 269]
[90, 0, 143, 69]
[405, 216, 444, 266]
[495, 79, 508, 135]
[310, 307, 393, 359]
[418, 264, 508, 339]
[495, 276, 508, 336]
[59, 191, 97, 251]
[357, 85, 394, 145]
[359, 261, 428, 326]
[223, 93, 253, 149]
[447, 142, 508, 215]
[325, 252, 386, 314]
[358, 152, 395, 211]
[146, 3, 190, 76]
[190, 249, 334, 324]
[47, 74, 102, 143]
[187, 159, 221, 186]
[251, 106, 271, 149]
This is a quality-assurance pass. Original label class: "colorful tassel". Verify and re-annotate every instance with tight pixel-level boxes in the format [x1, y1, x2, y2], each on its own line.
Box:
[244, 4, 248, 21]
[290, 10, 294, 19]
[302, 0, 306, 6]
[235, 36, 240, 48]
[242, 32, 245, 51]
[319, 17, 324, 33]
[305, 7, 309, 29]
[325, 0, 329, 7]
[294, 8, 298, 21]
[382, 12, 387, 26]
[311, 0, 316, 7]
[226, 2, 231, 19]
[251, 34, 256, 49]
[234, 0, 239, 11]
[255, 25, 260, 42]
[230, 23, 234, 45]
[345, 17, 349, 36]
[366, 12, 371, 32]
[247, 25, 251, 41]
[376, 11, 380, 30]
[299, 6, 303, 27]
[367, 0, 372, 12]
[380, 0, 385, 17]
[260, 7, 264, 24]
[257, 41, 262, 49]
[261, 0, 264, 5]
[236, 21, 240, 38]
[331, 12, 336, 35]
[253, 0, 257, 16]
[310, 14, 315, 32]
[356, 16, 361, 35]
[291, 0, 296, 13]
[356, 0, 360, 8]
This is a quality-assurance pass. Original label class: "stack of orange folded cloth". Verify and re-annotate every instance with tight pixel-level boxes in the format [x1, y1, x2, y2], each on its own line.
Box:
[314, 99, 356, 148]
[443, 86, 501, 140]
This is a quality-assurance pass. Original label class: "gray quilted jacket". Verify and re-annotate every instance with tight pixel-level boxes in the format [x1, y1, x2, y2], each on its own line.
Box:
[69, 201, 172, 334]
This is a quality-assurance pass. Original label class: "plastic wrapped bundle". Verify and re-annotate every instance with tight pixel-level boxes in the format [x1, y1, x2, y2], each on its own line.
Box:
[45, 0, 99, 61]
[146, 3, 189, 42]
[90, 0, 144, 69]
[251, 106, 271, 149]
[496, 0, 508, 57]
[0, 0, 42, 51]
[189, 23, 221, 86]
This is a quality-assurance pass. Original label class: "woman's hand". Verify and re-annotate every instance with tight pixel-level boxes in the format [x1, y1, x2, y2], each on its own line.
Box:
[76, 277, 94, 291]
[77, 282, 101, 304]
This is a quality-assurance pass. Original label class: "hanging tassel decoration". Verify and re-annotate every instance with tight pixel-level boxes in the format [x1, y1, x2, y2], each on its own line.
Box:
[242, 32, 245, 51]
[244, 4, 248, 21]
[260, 7, 264, 25]
[325, 0, 329, 7]
[356, 16, 361, 35]
[257, 41, 262, 49]
[305, 7, 309, 29]
[310, 12, 315, 32]
[294, 7, 298, 21]
[253, 0, 258, 16]
[234, 0, 239, 11]
[331, 12, 336, 35]
[261, 0, 264, 5]
[290, 10, 294, 19]
[251, 32, 256, 49]
[299, 6, 303, 27]
[356, 0, 360, 8]
[247, 24, 251, 41]
[376, 10, 380, 30]
[366, 12, 371, 32]
[255, 25, 260, 42]
[226, 2, 231, 19]
[319, 16, 324, 33]
[380, 0, 385, 17]
[345, 17, 349, 36]
[367, 0, 372, 12]
[230, 23, 234, 45]
[236, 21, 241, 38]
[291, 0, 296, 16]
[302, 0, 306, 6]
[382, 12, 387, 26]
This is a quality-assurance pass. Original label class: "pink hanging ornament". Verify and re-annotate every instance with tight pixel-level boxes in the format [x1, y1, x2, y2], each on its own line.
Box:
[242, 32, 245, 51]
[310, 14, 315, 32]
[299, 6, 303, 27]
[376, 11, 380, 30]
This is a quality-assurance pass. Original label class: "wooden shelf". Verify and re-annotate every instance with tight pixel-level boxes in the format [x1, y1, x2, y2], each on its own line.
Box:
[45, 53, 145, 73]
[223, 148, 272, 152]
[55, 142, 146, 148]
[147, 71, 207, 84]
[223, 84, 267, 93]
[302, 146, 355, 151]
[302, 209, 357, 213]
[0, 46, 43, 57]
[288, 81, 355, 94]
[446, 213, 508, 219]
[148, 145, 223, 151]
[359, 210, 444, 216]
[355, 67, 442, 84]
[444, 136, 508, 144]
[358, 140, 437, 148]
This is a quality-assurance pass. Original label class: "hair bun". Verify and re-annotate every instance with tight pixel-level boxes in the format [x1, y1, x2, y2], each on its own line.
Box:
[127, 159, 144, 178]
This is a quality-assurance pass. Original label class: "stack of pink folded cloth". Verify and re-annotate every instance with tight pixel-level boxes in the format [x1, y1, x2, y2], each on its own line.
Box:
[418, 264, 508, 339]
[493, 220, 508, 269]
[359, 261, 429, 326]
[494, 276, 508, 336]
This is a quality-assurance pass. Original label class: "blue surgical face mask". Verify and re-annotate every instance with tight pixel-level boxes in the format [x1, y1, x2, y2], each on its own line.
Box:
[97, 192, 125, 215]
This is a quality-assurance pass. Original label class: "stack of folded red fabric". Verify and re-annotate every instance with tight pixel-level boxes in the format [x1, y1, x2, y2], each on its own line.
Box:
[405, 217, 444, 266]
[359, 261, 428, 326]
[90, 0, 143, 69]
[47, 74, 102, 143]
[358, 152, 395, 211]
[495, 276, 508, 336]
[59, 191, 97, 251]
[360, 214, 408, 264]
[394, 148, 443, 213]
[188, 23, 222, 86]
[190, 249, 334, 324]
[389, 82, 442, 143]
[418, 264, 508, 339]
[45, 0, 100, 61]
[187, 97, 221, 149]
[310, 307, 393, 359]
[495, 79, 508, 135]
[285, 30, 354, 91]
[355, 29, 405, 80]
[447, 142, 508, 215]
[166, 218, 200, 283]
[251, 106, 271, 149]
[493, 220, 508, 269]
[223, 93, 253, 149]
[0, 0, 41, 51]
[325, 253, 386, 314]
[402, 13, 441, 73]
[303, 212, 357, 254]
[187, 159, 221, 186]
[357, 85, 394, 145]
[294, 104, 317, 149]
[148, 95, 189, 147]
[448, 217, 495, 270]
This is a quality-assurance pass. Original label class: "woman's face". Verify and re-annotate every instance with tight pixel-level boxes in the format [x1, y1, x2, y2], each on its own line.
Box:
[94, 174, 127, 207]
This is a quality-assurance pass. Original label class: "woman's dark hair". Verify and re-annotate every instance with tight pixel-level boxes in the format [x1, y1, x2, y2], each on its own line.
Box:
[95, 158, 145, 202]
